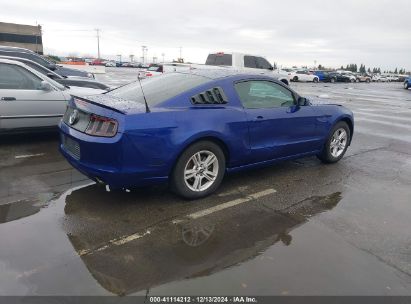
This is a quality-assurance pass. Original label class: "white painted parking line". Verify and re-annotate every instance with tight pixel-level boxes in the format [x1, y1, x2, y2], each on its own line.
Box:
[15, 153, 45, 159]
[78, 188, 276, 256]
[78, 229, 152, 256]
[187, 188, 276, 219]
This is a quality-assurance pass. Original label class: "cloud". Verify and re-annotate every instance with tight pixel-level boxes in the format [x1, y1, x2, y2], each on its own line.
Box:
[0, 0, 410, 70]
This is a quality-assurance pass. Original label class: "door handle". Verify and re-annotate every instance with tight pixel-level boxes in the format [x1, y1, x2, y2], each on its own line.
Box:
[1, 97, 16, 101]
[253, 115, 264, 122]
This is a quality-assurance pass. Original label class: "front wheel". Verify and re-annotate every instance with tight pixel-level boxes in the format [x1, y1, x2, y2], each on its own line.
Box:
[317, 121, 351, 164]
[171, 141, 226, 199]
[404, 82, 410, 90]
[330, 78, 336, 83]
[313, 77, 319, 83]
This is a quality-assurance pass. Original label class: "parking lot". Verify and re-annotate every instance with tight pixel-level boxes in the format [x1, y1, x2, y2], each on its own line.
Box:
[1, 68, 411, 296]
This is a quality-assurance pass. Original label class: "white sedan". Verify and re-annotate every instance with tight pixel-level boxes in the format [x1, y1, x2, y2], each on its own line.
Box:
[0, 58, 104, 133]
[288, 70, 319, 82]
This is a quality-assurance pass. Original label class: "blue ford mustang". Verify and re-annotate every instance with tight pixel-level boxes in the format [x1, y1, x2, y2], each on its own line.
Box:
[59, 70, 354, 199]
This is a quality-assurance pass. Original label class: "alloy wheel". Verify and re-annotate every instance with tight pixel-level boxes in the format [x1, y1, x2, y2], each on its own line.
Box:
[184, 150, 219, 192]
[330, 128, 348, 158]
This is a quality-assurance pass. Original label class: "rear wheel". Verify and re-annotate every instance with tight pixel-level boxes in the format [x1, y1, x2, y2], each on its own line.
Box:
[171, 141, 225, 199]
[404, 82, 410, 90]
[317, 121, 351, 164]
[330, 78, 336, 83]
[293, 76, 298, 82]
[313, 77, 319, 83]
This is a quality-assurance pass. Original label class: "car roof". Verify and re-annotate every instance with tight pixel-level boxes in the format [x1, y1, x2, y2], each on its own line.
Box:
[0, 45, 35, 53]
[0, 57, 29, 66]
[175, 68, 276, 81]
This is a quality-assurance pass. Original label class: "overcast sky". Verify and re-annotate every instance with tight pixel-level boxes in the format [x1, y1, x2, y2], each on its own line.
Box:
[1, 0, 410, 70]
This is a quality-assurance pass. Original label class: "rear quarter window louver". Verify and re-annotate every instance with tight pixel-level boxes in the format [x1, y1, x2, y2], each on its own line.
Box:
[191, 87, 228, 105]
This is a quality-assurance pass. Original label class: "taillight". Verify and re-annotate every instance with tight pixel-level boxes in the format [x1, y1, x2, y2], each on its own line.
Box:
[146, 73, 153, 77]
[85, 114, 118, 137]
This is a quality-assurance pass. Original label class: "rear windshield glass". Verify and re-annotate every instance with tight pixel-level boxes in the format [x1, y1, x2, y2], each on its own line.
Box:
[205, 54, 232, 66]
[107, 73, 210, 105]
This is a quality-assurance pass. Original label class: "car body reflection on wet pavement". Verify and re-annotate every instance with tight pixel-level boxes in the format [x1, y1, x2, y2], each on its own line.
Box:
[64, 186, 341, 295]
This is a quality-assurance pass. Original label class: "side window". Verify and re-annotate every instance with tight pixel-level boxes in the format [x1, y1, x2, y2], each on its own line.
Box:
[0, 63, 43, 90]
[235, 80, 295, 109]
[244, 56, 257, 68]
[255, 57, 272, 70]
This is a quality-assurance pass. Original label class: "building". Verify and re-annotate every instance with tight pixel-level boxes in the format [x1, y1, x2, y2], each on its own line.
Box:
[0, 22, 43, 54]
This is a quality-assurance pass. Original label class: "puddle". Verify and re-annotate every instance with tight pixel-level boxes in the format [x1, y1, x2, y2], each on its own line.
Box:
[0, 192, 56, 224]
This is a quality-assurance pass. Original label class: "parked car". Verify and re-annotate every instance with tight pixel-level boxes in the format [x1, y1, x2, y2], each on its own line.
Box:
[0, 46, 94, 79]
[0, 56, 110, 90]
[142, 63, 193, 78]
[288, 70, 319, 82]
[321, 72, 351, 83]
[90, 59, 107, 66]
[404, 77, 411, 89]
[59, 70, 354, 199]
[105, 61, 116, 67]
[385, 75, 399, 82]
[372, 74, 389, 82]
[339, 72, 356, 82]
[205, 52, 289, 85]
[355, 74, 371, 83]
[0, 59, 104, 134]
[313, 70, 329, 81]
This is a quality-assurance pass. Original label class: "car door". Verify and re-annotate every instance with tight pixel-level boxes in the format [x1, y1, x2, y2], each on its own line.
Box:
[234, 80, 322, 162]
[0, 62, 67, 130]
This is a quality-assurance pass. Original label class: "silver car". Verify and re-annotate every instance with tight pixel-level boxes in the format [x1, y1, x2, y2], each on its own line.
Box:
[0, 58, 104, 133]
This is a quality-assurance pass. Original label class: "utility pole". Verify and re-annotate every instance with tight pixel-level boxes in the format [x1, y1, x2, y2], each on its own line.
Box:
[161, 53, 165, 63]
[179, 46, 183, 62]
[95, 29, 101, 59]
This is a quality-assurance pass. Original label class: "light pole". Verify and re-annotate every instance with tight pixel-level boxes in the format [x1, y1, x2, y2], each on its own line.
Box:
[179, 46, 182, 62]
[95, 29, 101, 59]
[161, 53, 165, 63]
[141, 45, 147, 64]
[117, 54, 122, 63]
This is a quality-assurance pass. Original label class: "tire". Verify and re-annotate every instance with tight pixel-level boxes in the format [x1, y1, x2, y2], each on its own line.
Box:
[317, 121, 351, 164]
[170, 141, 226, 199]
[350, 78, 355, 83]
[366, 79, 370, 83]
[356, 79, 360, 83]
[404, 82, 410, 90]
[313, 77, 319, 83]
[293, 76, 298, 82]
[330, 78, 336, 83]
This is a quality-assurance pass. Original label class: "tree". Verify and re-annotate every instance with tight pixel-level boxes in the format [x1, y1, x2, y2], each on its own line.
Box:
[394, 67, 398, 74]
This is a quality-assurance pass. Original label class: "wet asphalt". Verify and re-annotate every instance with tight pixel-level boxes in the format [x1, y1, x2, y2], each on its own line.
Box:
[0, 69, 410, 295]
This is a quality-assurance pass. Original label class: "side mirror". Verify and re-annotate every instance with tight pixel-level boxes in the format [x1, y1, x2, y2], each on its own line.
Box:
[297, 97, 307, 106]
[39, 81, 52, 91]
[48, 64, 56, 71]
[47, 72, 57, 79]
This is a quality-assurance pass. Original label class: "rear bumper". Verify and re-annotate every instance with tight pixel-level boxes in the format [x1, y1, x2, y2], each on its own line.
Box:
[59, 122, 168, 189]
